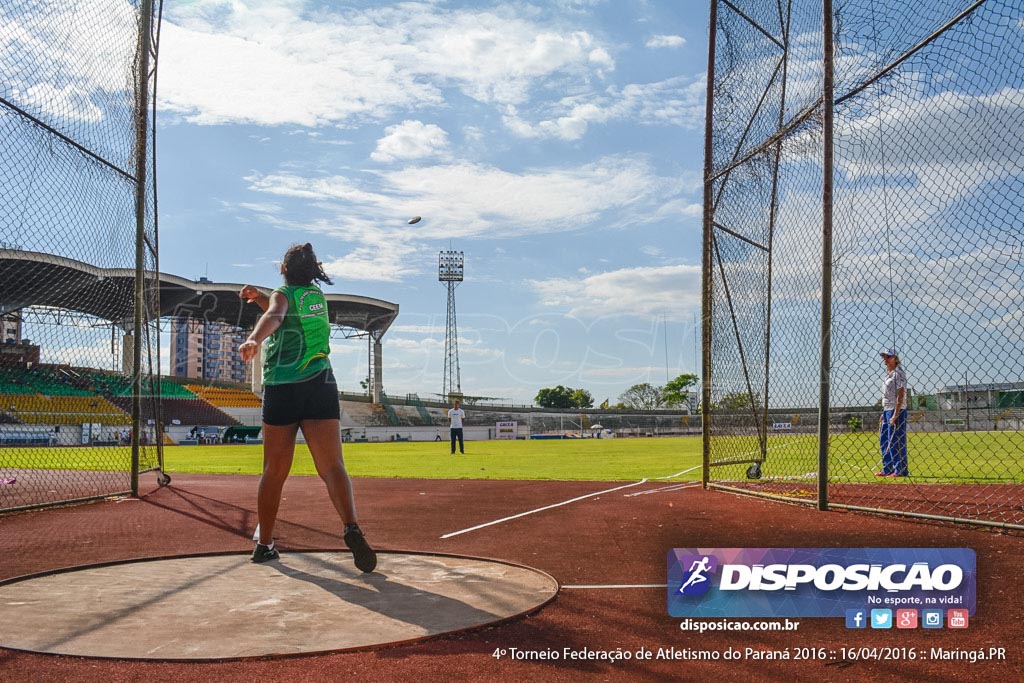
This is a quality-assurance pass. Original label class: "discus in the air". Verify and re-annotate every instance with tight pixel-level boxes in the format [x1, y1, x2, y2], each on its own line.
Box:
[407, 216, 422, 225]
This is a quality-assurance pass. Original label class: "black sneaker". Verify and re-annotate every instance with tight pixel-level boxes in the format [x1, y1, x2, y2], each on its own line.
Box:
[251, 543, 279, 563]
[343, 524, 377, 573]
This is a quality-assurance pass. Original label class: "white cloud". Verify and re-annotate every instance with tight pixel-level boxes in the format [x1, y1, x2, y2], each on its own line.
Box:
[232, 202, 284, 214]
[317, 222, 421, 283]
[579, 365, 666, 380]
[0, 2, 139, 164]
[389, 324, 443, 335]
[588, 47, 615, 71]
[386, 335, 502, 360]
[38, 340, 112, 367]
[240, 151, 695, 283]
[833, 88, 1024, 177]
[20, 83, 103, 122]
[371, 120, 450, 163]
[248, 154, 681, 241]
[502, 74, 706, 141]
[982, 309, 1024, 333]
[1, 3, 138, 97]
[646, 35, 686, 49]
[529, 264, 701, 320]
[156, 1, 616, 127]
[650, 198, 703, 223]
[328, 342, 363, 355]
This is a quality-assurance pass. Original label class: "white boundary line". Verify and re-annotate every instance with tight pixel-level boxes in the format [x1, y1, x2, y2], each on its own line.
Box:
[654, 464, 702, 480]
[562, 584, 666, 589]
[710, 442, 787, 466]
[625, 481, 701, 497]
[439, 479, 648, 539]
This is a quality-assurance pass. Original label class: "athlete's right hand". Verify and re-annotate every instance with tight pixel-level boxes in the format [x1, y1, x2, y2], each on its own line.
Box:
[239, 340, 259, 361]
[239, 285, 260, 303]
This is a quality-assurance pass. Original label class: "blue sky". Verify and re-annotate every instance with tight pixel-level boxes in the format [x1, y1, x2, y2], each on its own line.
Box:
[154, 0, 711, 403]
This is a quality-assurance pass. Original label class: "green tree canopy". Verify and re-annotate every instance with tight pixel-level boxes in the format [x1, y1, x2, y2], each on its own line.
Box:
[715, 391, 761, 411]
[535, 385, 593, 409]
[663, 373, 698, 407]
[570, 388, 594, 409]
[618, 382, 665, 410]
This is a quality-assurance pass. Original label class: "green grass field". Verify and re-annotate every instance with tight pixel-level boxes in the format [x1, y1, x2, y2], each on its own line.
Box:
[3, 430, 1021, 483]
[711, 431, 1024, 482]
[0, 437, 703, 482]
[165, 438, 703, 481]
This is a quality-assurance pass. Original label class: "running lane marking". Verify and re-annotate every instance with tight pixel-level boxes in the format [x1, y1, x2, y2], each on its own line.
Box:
[439, 479, 648, 539]
[562, 584, 666, 589]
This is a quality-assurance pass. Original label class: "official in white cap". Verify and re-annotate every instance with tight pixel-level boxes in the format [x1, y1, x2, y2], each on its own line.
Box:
[877, 348, 909, 477]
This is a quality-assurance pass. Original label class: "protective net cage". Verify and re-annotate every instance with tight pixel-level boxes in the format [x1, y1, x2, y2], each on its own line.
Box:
[703, 0, 1024, 529]
[0, 0, 166, 511]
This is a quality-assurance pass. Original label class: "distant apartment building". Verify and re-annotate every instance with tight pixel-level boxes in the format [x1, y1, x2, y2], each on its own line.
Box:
[170, 317, 250, 384]
[2, 311, 21, 344]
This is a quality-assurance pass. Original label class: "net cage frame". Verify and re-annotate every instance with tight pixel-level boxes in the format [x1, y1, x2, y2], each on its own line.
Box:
[0, 0, 167, 512]
[701, 0, 1024, 530]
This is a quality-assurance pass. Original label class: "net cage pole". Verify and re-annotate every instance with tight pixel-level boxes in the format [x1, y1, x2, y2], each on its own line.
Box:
[131, 0, 155, 497]
[755, 0, 793, 481]
[700, 0, 719, 488]
[816, 0, 836, 512]
[149, 0, 169, 486]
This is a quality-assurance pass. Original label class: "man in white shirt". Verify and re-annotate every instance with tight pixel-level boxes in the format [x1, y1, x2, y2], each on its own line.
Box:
[447, 399, 466, 454]
[878, 348, 909, 477]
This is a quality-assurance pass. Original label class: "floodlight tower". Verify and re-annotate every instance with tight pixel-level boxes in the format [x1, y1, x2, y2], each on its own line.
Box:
[438, 250, 464, 399]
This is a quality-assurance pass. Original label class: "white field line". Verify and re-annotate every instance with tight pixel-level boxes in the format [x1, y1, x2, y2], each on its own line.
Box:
[439, 479, 648, 539]
[654, 464, 702, 480]
[562, 584, 666, 589]
[710, 442, 788, 466]
[625, 481, 701, 497]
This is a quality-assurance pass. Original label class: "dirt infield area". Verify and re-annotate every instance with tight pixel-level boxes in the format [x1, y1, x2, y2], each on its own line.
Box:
[1, 474, 1020, 682]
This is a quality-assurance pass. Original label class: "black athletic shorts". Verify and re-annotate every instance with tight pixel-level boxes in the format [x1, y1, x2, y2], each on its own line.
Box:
[262, 370, 341, 425]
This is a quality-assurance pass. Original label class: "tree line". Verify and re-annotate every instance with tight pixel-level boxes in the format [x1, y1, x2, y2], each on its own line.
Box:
[534, 374, 698, 410]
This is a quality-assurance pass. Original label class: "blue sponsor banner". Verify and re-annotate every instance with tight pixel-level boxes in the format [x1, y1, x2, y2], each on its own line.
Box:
[667, 548, 975, 618]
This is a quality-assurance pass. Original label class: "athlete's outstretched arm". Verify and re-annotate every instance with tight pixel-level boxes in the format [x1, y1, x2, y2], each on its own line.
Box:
[239, 292, 288, 361]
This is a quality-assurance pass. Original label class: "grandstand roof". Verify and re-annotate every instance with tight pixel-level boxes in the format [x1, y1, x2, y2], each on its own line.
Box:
[0, 249, 398, 336]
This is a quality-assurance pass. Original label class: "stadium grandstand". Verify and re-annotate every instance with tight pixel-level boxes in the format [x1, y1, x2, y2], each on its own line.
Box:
[0, 249, 398, 448]
[0, 247, 703, 445]
[0, 248, 704, 450]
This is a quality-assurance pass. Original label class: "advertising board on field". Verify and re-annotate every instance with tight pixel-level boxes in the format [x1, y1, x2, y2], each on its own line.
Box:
[496, 421, 517, 440]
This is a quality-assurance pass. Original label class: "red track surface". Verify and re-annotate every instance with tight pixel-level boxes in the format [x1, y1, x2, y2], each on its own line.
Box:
[1, 474, 1020, 682]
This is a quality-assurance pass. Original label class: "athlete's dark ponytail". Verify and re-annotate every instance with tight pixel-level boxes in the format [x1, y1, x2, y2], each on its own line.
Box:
[281, 243, 333, 286]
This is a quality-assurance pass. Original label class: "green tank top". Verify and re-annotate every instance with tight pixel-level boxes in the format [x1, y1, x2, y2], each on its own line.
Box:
[262, 285, 331, 385]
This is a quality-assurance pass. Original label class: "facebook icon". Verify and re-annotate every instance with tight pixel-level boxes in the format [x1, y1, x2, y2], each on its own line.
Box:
[846, 609, 867, 629]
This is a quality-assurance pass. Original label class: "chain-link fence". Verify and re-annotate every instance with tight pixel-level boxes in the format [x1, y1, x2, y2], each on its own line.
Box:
[702, 0, 1024, 529]
[0, 0, 165, 511]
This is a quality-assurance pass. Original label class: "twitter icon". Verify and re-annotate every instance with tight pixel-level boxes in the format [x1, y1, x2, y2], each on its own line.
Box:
[870, 609, 893, 629]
